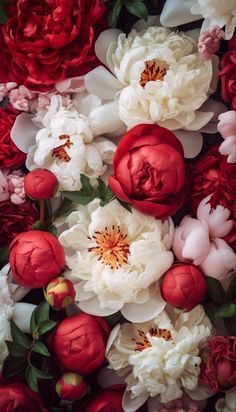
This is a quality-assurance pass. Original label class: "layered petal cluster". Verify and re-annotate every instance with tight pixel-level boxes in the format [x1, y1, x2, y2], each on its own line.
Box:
[218, 111, 236, 164]
[59, 198, 174, 322]
[0, 270, 14, 371]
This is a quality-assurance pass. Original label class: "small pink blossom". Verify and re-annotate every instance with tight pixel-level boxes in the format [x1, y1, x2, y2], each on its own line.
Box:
[0, 82, 17, 101]
[197, 195, 233, 238]
[0, 171, 10, 202]
[218, 111, 236, 163]
[9, 86, 35, 112]
[198, 26, 224, 60]
[0, 170, 25, 204]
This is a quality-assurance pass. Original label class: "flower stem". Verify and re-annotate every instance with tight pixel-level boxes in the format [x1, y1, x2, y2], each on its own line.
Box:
[39, 199, 46, 226]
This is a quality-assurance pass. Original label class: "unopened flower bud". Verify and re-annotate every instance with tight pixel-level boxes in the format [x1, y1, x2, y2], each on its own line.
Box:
[44, 277, 75, 309]
[24, 168, 58, 200]
[55, 372, 87, 401]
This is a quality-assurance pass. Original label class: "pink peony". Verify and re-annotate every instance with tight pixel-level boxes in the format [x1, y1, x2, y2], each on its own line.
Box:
[198, 26, 224, 60]
[0, 169, 25, 204]
[218, 111, 236, 163]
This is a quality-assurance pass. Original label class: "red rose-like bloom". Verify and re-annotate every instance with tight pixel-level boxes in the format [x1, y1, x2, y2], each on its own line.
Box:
[84, 388, 124, 412]
[189, 145, 236, 247]
[10, 230, 65, 288]
[220, 35, 236, 110]
[200, 336, 236, 392]
[2, 0, 107, 92]
[56, 372, 87, 401]
[0, 108, 26, 169]
[52, 313, 110, 374]
[109, 124, 185, 219]
[0, 382, 48, 412]
[161, 263, 207, 311]
[0, 200, 38, 248]
[24, 169, 58, 200]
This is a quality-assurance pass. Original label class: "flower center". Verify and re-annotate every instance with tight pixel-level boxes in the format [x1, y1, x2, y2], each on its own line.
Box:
[88, 225, 130, 270]
[51, 134, 73, 162]
[140, 59, 168, 87]
[133, 327, 172, 351]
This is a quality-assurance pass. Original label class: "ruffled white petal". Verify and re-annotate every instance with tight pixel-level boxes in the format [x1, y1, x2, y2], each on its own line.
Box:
[160, 0, 201, 27]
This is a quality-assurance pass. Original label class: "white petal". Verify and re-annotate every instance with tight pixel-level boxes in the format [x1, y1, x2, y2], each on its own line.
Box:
[199, 99, 228, 134]
[85, 66, 123, 100]
[160, 0, 201, 27]
[90, 101, 124, 135]
[199, 239, 236, 280]
[106, 324, 121, 354]
[95, 29, 122, 66]
[121, 291, 166, 323]
[187, 384, 214, 401]
[55, 76, 85, 93]
[184, 111, 214, 131]
[174, 130, 203, 158]
[122, 390, 149, 412]
[97, 366, 125, 389]
[132, 15, 161, 32]
[185, 28, 201, 42]
[13, 303, 36, 334]
[11, 113, 39, 153]
[79, 295, 119, 317]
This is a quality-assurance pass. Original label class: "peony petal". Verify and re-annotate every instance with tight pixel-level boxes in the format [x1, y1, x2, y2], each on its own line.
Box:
[121, 290, 166, 323]
[199, 99, 228, 133]
[79, 295, 119, 317]
[55, 76, 85, 93]
[187, 384, 214, 401]
[97, 366, 126, 389]
[13, 303, 36, 334]
[11, 113, 39, 153]
[184, 111, 214, 131]
[106, 324, 121, 354]
[199, 239, 236, 281]
[219, 136, 236, 163]
[122, 390, 149, 412]
[160, 0, 201, 27]
[185, 28, 201, 42]
[197, 195, 233, 238]
[174, 130, 203, 158]
[85, 66, 123, 100]
[90, 101, 124, 135]
[95, 29, 122, 66]
[132, 15, 161, 32]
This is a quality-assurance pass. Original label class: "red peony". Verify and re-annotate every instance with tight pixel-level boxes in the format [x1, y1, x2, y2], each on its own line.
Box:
[52, 313, 110, 374]
[24, 169, 58, 200]
[10, 230, 65, 288]
[0, 108, 26, 169]
[2, 0, 107, 92]
[83, 388, 124, 412]
[161, 263, 207, 312]
[189, 145, 236, 247]
[44, 276, 76, 309]
[0, 200, 38, 248]
[109, 124, 186, 219]
[200, 336, 236, 392]
[220, 35, 236, 110]
[0, 381, 48, 411]
[56, 372, 87, 401]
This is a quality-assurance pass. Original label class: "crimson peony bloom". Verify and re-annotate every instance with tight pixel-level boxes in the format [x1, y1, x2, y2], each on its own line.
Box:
[0, 382, 48, 411]
[10, 230, 65, 288]
[109, 124, 186, 219]
[52, 313, 109, 374]
[1, 0, 107, 91]
[161, 263, 207, 311]
[200, 336, 236, 392]
[0, 108, 26, 169]
[56, 372, 87, 401]
[82, 388, 124, 412]
[44, 277, 75, 309]
[220, 35, 236, 110]
[24, 169, 58, 200]
[0, 200, 38, 248]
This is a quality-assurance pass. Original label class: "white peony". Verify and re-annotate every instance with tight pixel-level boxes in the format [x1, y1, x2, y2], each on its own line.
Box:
[85, 26, 213, 132]
[25, 94, 117, 191]
[0, 270, 14, 371]
[59, 198, 174, 322]
[106, 305, 212, 410]
[216, 387, 236, 412]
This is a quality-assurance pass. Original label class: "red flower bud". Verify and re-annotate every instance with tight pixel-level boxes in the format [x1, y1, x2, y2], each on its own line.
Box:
[44, 277, 75, 309]
[52, 313, 110, 374]
[161, 263, 207, 311]
[24, 169, 58, 200]
[55, 372, 87, 401]
[9, 230, 65, 288]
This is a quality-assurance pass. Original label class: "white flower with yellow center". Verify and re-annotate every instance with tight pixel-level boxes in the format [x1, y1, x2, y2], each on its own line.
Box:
[106, 305, 212, 410]
[85, 26, 213, 133]
[25, 95, 117, 191]
[59, 199, 174, 321]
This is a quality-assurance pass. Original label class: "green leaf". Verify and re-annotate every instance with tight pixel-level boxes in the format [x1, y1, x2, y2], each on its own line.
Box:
[108, 0, 123, 28]
[32, 341, 51, 357]
[52, 197, 74, 220]
[124, 0, 148, 20]
[205, 276, 225, 305]
[61, 191, 94, 205]
[225, 274, 236, 301]
[25, 365, 39, 392]
[38, 320, 57, 336]
[80, 174, 95, 196]
[5, 341, 28, 358]
[97, 177, 115, 206]
[202, 304, 216, 326]
[10, 320, 31, 348]
[30, 364, 52, 379]
[216, 303, 236, 318]
[117, 198, 132, 212]
[30, 301, 50, 334]
[2, 356, 27, 378]
[32, 221, 58, 237]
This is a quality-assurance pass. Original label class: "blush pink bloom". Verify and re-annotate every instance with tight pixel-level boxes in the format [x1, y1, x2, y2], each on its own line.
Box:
[218, 111, 236, 163]
[9, 85, 35, 112]
[198, 26, 224, 60]
[0, 169, 25, 204]
[197, 195, 233, 238]
[0, 82, 17, 101]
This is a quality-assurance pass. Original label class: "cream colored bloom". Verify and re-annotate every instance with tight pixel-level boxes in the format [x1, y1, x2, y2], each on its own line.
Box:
[107, 306, 212, 408]
[216, 387, 236, 412]
[0, 267, 14, 371]
[59, 199, 174, 322]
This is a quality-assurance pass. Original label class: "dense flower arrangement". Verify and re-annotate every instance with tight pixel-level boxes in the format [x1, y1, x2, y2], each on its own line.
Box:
[0, 1, 235, 411]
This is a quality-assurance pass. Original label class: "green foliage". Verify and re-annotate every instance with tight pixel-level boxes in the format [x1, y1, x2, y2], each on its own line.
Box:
[106, 0, 148, 28]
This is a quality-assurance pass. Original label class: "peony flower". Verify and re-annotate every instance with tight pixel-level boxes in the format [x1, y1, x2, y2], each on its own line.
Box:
[219, 136, 236, 164]
[216, 386, 236, 412]
[0, 270, 14, 371]
[218, 111, 236, 164]
[0, 381, 48, 411]
[0, 82, 17, 102]
[25, 95, 117, 191]
[56, 372, 87, 401]
[10, 230, 65, 288]
[109, 124, 186, 219]
[85, 26, 213, 132]
[200, 336, 236, 392]
[44, 277, 75, 309]
[52, 313, 110, 374]
[0, 169, 26, 205]
[9, 85, 35, 111]
[59, 198, 174, 322]
[107, 306, 212, 409]
[82, 388, 124, 412]
[220, 36, 236, 110]
[198, 26, 224, 60]
[24, 169, 58, 200]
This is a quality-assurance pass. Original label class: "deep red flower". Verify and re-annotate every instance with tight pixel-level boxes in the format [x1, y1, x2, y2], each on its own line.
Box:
[200, 336, 236, 392]
[0, 108, 26, 169]
[1, 0, 107, 92]
[0, 200, 38, 248]
[24, 169, 58, 200]
[109, 124, 186, 219]
[82, 387, 124, 412]
[0, 381, 48, 412]
[56, 372, 87, 401]
[220, 35, 236, 110]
